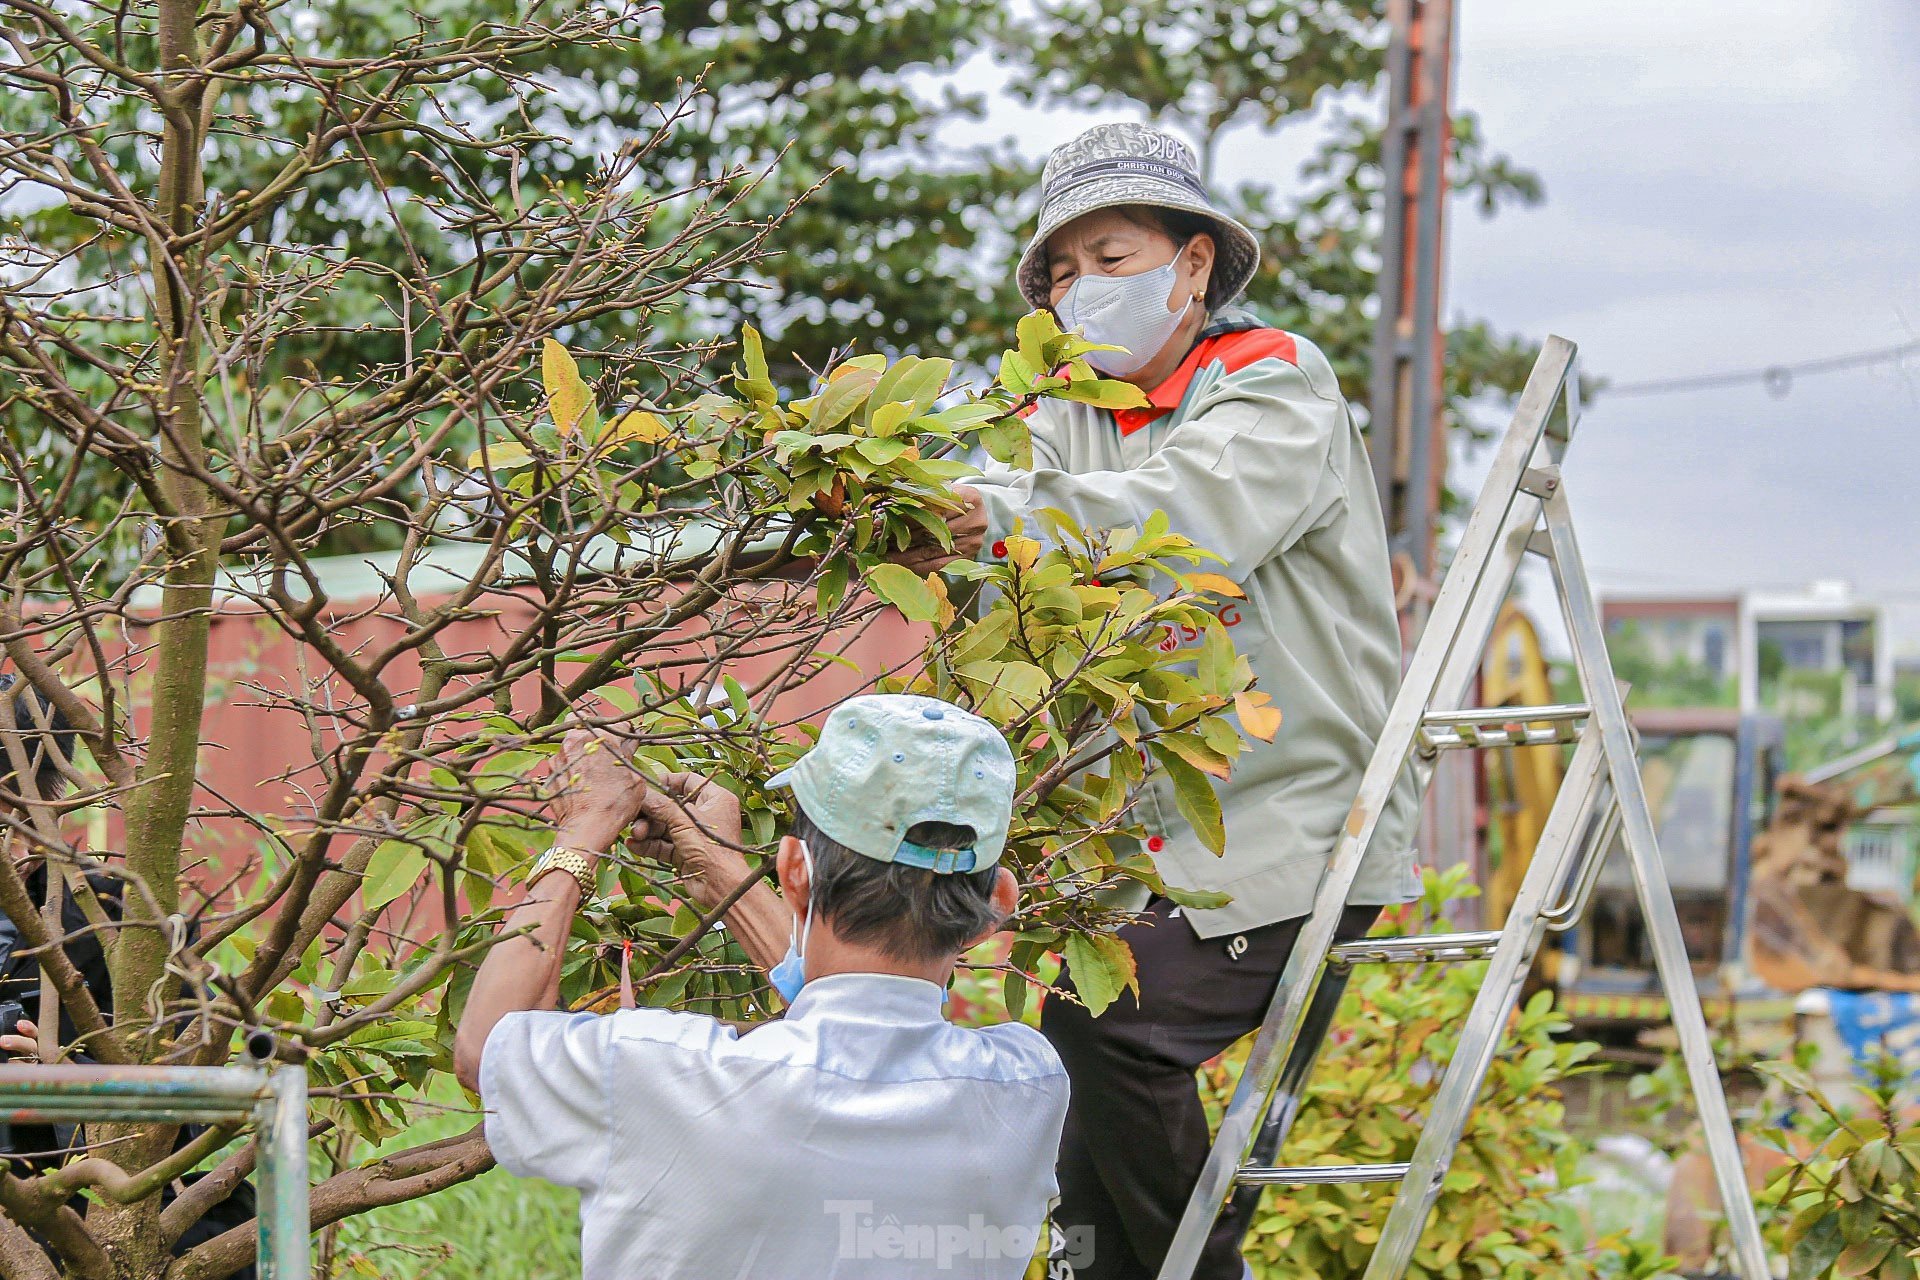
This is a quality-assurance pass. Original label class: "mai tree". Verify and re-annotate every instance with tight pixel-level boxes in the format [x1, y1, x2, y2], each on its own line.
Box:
[0, 4, 1271, 1275]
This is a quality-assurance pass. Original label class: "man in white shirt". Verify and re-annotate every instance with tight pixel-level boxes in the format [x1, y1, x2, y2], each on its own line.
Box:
[453, 693, 1071, 1280]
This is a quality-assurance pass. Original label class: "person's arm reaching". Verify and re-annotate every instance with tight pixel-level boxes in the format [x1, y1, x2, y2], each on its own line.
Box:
[965, 350, 1350, 583]
[635, 773, 792, 974]
[453, 728, 646, 1093]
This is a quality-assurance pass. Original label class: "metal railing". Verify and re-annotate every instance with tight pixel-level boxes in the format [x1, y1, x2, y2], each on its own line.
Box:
[0, 1061, 308, 1278]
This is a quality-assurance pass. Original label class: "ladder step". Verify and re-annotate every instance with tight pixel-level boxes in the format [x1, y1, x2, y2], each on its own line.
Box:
[1327, 930, 1502, 966]
[1418, 703, 1589, 752]
[1237, 1162, 1412, 1186]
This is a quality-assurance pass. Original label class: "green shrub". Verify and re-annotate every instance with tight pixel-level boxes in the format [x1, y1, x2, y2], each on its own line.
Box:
[1206, 868, 1671, 1279]
[1756, 1055, 1920, 1280]
[957, 868, 1671, 1279]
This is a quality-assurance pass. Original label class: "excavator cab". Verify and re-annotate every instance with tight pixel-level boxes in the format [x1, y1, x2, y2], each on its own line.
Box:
[1555, 709, 1785, 1030]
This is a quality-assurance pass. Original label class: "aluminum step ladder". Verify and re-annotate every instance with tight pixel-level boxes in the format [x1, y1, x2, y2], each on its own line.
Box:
[1155, 335, 1769, 1280]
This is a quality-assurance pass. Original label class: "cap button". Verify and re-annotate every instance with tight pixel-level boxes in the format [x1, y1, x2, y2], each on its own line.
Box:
[922, 707, 945, 720]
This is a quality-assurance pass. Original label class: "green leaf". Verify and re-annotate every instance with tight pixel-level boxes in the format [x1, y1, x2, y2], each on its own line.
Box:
[737, 324, 776, 406]
[866, 562, 942, 622]
[979, 419, 1033, 469]
[362, 841, 429, 910]
[1157, 730, 1232, 780]
[947, 608, 1015, 668]
[1835, 1240, 1891, 1276]
[923, 402, 1003, 432]
[856, 437, 911, 466]
[1159, 882, 1234, 910]
[1003, 971, 1028, 1022]
[1790, 1212, 1844, 1280]
[1151, 745, 1226, 854]
[1198, 616, 1236, 695]
[872, 355, 953, 417]
[869, 401, 914, 437]
[1016, 309, 1062, 366]
[1054, 377, 1151, 410]
[345, 1019, 438, 1048]
[811, 369, 879, 431]
[1062, 932, 1138, 1017]
[338, 968, 398, 1000]
[816, 557, 850, 615]
[998, 349, 1039, 395]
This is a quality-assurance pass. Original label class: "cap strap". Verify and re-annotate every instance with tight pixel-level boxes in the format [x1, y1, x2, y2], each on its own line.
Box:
[1045, 157, 1209, 202]
[893, 841, 978, 874]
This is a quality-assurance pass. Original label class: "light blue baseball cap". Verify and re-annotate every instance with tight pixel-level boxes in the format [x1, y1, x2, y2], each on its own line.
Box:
[767, 693, 1017, 873]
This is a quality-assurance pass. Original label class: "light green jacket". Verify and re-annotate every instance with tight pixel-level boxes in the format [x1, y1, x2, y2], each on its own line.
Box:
[969, 316, 1419, 937]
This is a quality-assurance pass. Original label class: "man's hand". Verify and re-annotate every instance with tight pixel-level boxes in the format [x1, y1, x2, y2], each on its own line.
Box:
[632, 772, 748, 906]
[633, 772, 794, 973]
[891, 485, 986, 575]
[1, 1017, 38, 1059]
[548, 727, 648, 855]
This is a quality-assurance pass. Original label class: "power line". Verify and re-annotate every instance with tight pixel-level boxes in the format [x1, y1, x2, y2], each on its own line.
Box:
[1599, 338, 1920, 400]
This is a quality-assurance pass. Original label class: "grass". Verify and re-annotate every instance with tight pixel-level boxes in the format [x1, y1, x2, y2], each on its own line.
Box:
[325, 1107, 580, 1280]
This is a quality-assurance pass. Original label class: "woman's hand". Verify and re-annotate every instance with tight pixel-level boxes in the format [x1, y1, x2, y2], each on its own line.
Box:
[2, 1017, 40, 1059]
[890, 485, 986, 575]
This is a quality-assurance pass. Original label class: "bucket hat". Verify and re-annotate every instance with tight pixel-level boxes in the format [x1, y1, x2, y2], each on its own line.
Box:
[1017, 122, 1262, 311]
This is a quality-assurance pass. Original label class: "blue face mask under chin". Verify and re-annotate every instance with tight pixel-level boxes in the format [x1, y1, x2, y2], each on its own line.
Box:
[766, 838, 953, 1007]
[768, 840, 814, 1004]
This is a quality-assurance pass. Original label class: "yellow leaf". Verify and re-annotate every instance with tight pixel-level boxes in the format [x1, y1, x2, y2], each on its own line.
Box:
[827, 353, 888, 382]
[1186, 571, 1245, 599]
[1002, 534, 1041, 570]
[542, 338, 592, 436]
[465, 441, 532, 470]
[870, 402, 913, 437]
[1235, 690, 1283, 742]
[609, 410, 671, 444]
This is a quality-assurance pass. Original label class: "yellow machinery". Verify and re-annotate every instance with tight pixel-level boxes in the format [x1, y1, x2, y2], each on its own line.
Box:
[1481, 603, 1565, 937]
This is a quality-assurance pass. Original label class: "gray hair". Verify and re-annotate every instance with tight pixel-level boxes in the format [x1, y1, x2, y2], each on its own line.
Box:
[791, 807, 1002, 964]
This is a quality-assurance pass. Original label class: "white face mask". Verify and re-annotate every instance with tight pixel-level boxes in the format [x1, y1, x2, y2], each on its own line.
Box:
[1055, 244, 1196, 377]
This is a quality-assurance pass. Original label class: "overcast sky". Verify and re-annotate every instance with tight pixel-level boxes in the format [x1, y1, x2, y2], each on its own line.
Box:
[1446, 0, 1920, 657]
[959, 0, 1920, 657]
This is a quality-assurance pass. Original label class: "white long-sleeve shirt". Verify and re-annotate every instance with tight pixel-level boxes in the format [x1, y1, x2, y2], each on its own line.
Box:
[481, 972, 1069, 1279]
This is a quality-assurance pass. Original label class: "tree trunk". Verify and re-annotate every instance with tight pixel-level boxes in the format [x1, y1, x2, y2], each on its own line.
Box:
[100, 0, 221, 1271]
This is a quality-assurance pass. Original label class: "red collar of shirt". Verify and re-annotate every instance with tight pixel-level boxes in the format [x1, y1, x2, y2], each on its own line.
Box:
[1112, 327, 1300, 436]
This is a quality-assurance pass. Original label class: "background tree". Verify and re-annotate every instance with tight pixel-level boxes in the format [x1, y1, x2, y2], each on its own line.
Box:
[5, 0, 1548, 578]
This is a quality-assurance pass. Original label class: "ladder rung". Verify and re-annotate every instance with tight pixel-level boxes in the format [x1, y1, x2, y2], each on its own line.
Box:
[1327, 930, 1502, 966]
[1237, 1162, 1412, 1186]
[1417, 703, 1589, 752]
[1423, 703, 1589, 727]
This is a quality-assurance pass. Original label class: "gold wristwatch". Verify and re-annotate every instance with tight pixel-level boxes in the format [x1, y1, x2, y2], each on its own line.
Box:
[528, 846, 597, 899]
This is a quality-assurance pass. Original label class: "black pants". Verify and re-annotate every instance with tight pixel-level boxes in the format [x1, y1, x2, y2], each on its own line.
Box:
[1041, 898, 1380, 1280]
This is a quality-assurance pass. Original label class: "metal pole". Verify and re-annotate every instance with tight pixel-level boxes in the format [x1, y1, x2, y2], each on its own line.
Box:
[1541, 489, 1772, 1280]
[255, 1067, 310, 1280]
[0, 1063, 308, 1279]
[1367, 0, 1459, 582]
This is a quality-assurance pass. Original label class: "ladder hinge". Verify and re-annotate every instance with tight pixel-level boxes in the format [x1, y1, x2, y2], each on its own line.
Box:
[1519, 465, 1562, 499]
